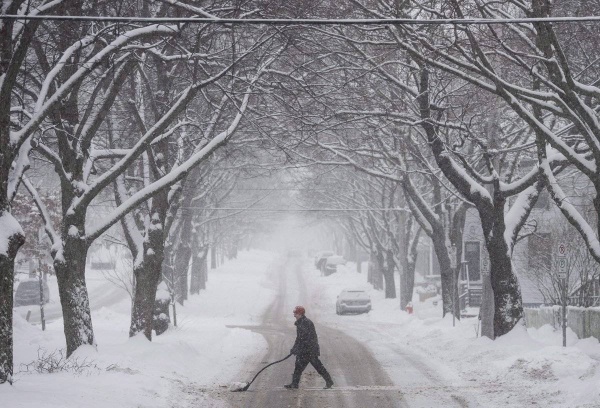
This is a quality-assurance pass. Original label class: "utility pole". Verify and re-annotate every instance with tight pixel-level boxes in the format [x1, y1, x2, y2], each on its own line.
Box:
[557, 242, 568, 347]
[450, 244, 457, 327]
[38, 267, 45, 331]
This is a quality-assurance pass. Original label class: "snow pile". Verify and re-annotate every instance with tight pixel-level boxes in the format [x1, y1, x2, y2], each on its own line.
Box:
[228, 381, 248, 391]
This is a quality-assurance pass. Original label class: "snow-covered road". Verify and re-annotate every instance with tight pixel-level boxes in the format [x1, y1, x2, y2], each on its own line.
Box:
[220, 257, 475, 407]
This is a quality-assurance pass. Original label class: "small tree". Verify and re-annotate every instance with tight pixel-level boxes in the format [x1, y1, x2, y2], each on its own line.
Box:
[524, 224, 600, 307]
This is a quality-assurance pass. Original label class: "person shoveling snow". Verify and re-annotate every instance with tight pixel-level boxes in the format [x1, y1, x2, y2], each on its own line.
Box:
[230, 305, 333, 392]
[284, 306, 334, 390]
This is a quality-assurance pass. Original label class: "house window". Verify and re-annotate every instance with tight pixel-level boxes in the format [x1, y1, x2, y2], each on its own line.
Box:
[528, 233, 551, 271]
[464, 241, 481, 281]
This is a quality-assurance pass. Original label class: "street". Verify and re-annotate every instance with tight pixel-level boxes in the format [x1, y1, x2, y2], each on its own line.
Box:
[216, 258, 472, 408]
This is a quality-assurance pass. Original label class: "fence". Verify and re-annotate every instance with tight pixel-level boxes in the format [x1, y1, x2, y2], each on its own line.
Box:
[523, 306, 600, 341]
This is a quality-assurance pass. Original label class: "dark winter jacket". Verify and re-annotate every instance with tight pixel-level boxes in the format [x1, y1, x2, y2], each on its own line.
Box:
[291, 315, 320, 356]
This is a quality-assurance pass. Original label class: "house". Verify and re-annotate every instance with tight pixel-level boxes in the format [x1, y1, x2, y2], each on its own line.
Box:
[459, 161, 598, 309]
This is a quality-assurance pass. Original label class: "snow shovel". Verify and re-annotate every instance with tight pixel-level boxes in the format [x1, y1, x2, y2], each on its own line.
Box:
[230, 353, 293, 392]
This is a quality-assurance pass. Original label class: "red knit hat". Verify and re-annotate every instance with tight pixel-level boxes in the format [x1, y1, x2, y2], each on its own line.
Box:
[293, 306, 305, 315]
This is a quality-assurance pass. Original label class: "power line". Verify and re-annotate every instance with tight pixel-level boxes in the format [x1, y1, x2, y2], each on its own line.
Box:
[2, 15, 600, 25]
[215, 188, 329, 191]
[180, 207, 407, 211]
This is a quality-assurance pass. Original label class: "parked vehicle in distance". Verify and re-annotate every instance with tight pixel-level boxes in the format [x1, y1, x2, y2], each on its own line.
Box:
[14, 279, 50, 307]
[314, 250, 334, 269]
[323, 255, 346, 276]
[336, 289, 371, 315]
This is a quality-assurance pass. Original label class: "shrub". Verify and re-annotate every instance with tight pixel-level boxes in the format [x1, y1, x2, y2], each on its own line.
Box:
[19, 348, 100, 375]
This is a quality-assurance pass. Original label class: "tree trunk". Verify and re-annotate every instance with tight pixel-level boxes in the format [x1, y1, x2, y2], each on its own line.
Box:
[382, 249, 396, 298]
[480, 269, 495, 338]
[403, 257, 417, 307]
[382, 269, 396, 298]
[130, 242, 165, 339]
[368, 251, 384, 290]
[179, 260, 189, 302]
[173, 219, 192, 304]
[483, 204, 523, 337]
[200, 250, 208, 289]
[399, 269, 409, 309]
[53, 233, 95, 356]
[153, 281, 170, 336]
[398, 214, 410, 309]
[129, 192, 168, 339]
[190, 245, 208, 294]
[431, 235, 459, 318]
[211, 245, 217, 269]
[0, 213, 25, 383]
[400, 228, 420, 309]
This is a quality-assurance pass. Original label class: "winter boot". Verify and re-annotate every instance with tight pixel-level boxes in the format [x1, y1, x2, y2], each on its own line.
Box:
[284, 383, 298, 389]
[323, 372, 334, 389]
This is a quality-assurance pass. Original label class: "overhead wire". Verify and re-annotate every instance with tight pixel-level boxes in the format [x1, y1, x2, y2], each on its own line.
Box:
[2, 15, 600, 25]
[179, 207, 406, 211]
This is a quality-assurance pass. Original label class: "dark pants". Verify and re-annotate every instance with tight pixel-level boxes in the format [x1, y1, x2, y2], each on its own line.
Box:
[291, 353, 332, 386]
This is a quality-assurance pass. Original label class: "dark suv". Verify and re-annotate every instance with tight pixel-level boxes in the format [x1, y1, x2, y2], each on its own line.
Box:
[14, 279, 50, 307]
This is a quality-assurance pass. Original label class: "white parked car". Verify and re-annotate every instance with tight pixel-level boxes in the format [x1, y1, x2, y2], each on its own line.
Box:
[336, 289, 371, 315]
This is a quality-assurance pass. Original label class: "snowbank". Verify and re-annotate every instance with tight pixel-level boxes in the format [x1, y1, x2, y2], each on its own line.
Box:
[3, 250, 278, 408]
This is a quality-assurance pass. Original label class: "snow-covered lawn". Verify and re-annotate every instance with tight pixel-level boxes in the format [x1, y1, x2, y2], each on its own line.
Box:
[3, 251, 600, 407]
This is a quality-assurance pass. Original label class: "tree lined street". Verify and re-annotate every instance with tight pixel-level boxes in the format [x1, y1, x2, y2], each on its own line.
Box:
[2, 2, 600, 406]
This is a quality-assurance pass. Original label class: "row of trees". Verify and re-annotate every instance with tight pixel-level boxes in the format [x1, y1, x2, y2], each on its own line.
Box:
[0, 0, 290, 383]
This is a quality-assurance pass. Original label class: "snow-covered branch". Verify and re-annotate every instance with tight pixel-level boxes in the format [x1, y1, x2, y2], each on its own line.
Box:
[86, 82, 255, 242]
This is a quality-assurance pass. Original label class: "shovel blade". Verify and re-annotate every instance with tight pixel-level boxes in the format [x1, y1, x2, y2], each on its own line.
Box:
[229, 382, 249, 392]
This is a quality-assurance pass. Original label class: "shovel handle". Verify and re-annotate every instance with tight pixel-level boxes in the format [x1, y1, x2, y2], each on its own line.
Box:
[244, 353, 293, 390]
